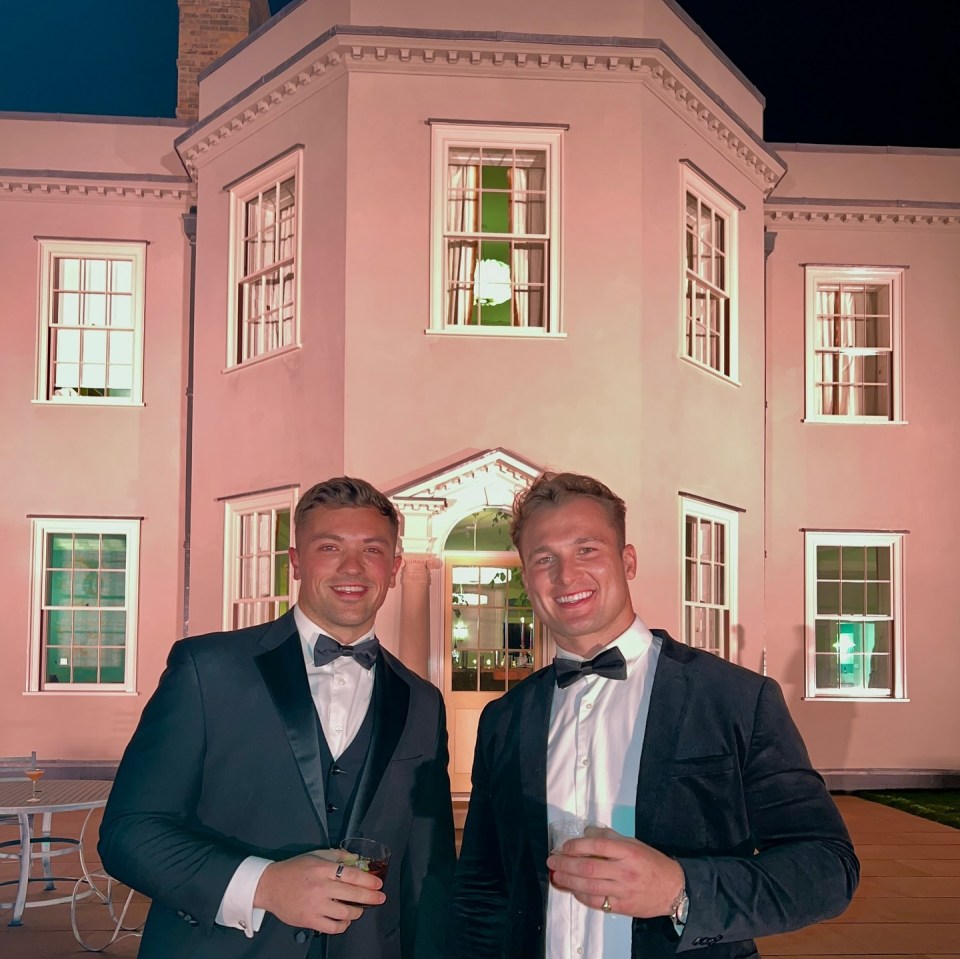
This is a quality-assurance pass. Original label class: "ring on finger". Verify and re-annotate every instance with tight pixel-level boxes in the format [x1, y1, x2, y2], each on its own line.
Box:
[601, 895, 612, 913]
[334, 862, 345, 880]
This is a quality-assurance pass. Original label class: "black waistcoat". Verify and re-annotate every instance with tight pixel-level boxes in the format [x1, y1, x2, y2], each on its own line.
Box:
[316, 692, 375, 845]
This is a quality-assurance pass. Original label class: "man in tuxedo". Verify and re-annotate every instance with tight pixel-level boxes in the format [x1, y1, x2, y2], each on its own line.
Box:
[454, 472, 859, 958]
[100, 477, 456, 959]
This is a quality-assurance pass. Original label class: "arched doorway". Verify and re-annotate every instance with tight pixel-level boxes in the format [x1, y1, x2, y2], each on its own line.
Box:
[444, 509, 540, 792]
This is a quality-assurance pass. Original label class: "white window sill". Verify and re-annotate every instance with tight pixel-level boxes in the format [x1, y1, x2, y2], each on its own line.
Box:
[680, 354, 741, 387]
[425, 328, 566, 339]
[802, 696, 910, 703]
[23, 690, 140, 697]
[32, 400, 145, 408]
[223, 343, 301, 373]
[803, 417, 908, 425]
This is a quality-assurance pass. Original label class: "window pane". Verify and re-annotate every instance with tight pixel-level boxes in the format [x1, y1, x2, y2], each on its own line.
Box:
[74, 610, 99, 646]
[46, 610, 73, 646]
[840, 546, 864, 578]
[817, 582, 839, 615]
[48, 533, 73, 568]
[47, 571, 72, 606]
[72, 647, 98, 683]
[840, 582, 865, 615]
[111, 260, 133, 293]
[58, 257, 80, 289]
[57, 292, 80, 326]
[100, 648, 126, 684]
[275, 509, 291, 551]
[865, 582, 890, 615]
[84, 293, 107, 326]
[100, 571, 126, 606]
[101, 610, 126, 646]
[46, 647, 71, 684]
[85, 259, 108, 291]
[74, 535, 98, 566]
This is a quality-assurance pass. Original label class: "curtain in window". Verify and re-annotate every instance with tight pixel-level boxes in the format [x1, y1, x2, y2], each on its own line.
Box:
[446, 163, 479, 325]
[823, 289, 858, 415]
[510, 163, 546, 328]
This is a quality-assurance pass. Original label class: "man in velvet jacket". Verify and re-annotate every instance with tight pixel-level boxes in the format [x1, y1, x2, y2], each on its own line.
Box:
[453, 472, 859, 959]
[100, 477, 456, 959]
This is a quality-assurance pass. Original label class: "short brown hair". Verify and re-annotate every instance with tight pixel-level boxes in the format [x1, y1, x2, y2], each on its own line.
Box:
[511, 472, 627, 553]
[294, 477, 400, 543]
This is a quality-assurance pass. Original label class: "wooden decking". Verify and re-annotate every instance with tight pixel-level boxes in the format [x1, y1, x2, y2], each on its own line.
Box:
[1, 794, 957, 957]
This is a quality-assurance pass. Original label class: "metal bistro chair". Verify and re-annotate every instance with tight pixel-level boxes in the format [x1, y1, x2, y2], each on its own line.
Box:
[70, 815, 144, 952]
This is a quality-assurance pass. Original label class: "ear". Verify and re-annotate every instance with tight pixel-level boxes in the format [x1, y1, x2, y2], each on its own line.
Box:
[288, 545, 301, 581]
[389, 553, 403, 588]
[622, 544, 638, 581]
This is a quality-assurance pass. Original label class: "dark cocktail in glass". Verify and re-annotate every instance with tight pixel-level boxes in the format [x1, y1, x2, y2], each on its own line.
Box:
[339, 838, 391, 904]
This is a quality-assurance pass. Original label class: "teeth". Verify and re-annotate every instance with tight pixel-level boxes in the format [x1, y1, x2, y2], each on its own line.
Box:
[556, 591, 593, 605]
[334, 586, 365, 593]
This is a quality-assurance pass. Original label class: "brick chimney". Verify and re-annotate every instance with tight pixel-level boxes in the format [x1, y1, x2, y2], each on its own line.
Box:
[177, 0, 273, 121]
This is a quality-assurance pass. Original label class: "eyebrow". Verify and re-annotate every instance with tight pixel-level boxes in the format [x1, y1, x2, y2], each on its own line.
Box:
[308, 532, 392, 546]
[526, 535, 603, 556]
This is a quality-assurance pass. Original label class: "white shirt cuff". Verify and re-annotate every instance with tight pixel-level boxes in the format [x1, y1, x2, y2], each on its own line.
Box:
[215, 856, 272, 938]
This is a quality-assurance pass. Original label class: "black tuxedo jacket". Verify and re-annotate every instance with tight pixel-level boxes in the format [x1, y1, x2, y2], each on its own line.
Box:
[453, 631, 859, 958]
[99, 611, 456, 959]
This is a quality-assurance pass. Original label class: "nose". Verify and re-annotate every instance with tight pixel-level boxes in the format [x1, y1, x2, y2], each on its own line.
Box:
[337, 548, 364, 574]
[550, 555, 575, 586]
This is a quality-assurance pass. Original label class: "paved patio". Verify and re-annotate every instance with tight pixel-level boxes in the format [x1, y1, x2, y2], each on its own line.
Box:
[0, 794, 957, 957]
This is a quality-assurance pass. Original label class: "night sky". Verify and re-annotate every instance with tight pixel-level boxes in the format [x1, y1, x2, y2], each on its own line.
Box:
[1, 0, 958, 148]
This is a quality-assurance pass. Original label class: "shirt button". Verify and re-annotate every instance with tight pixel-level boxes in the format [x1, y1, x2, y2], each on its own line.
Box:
[337, 677, 347, 687]
[584, 702, 593, 710]
[577, 948, 583, 956]
[582, 758, 590, 767]
[335, 724, 343, 733]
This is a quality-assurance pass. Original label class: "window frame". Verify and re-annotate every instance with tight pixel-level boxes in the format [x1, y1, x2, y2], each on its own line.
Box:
[429, 123, 563, 337]
[28, 517, 141, 693]
[35, 240, 147, 406]
[804, 266, 905, 423]
[222, 487, 299, 630]
[679, 497, 739, 660]
[680, 167, 740, 382]
[227, 150, 304, 368]
[804, 530, 906, 700]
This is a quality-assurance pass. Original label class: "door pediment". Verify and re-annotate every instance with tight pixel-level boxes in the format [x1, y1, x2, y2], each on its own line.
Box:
[388, 448, 542, 555]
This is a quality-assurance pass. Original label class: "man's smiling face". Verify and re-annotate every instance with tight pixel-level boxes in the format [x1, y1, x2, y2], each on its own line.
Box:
[289, 505, 401, 643]
[518, 496, 637, 658]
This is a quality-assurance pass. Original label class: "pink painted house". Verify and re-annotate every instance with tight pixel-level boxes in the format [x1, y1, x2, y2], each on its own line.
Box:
[1, 0, 957, 790]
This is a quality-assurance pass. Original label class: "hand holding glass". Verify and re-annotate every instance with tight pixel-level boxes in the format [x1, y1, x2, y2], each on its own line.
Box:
[548, 818, 606, 886]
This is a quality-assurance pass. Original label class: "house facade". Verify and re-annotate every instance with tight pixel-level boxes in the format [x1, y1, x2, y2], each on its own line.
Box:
[1, 0, 956, 788]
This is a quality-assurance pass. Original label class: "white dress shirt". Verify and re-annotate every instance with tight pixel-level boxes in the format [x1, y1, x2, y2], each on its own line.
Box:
[546, 617, 661, 959]
[216, 605, 378, 937]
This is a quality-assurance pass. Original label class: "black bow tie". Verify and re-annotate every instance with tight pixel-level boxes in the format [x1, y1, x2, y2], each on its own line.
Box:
[554, 647, 627, 689]
[312, 634, 380, 670]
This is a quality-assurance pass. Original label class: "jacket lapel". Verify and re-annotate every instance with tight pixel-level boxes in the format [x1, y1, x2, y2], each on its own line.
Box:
[519, 667, 555, 888]
[343, 647, 409, 837]
[255, 615, 329, 842]
[634, 630, 693, 843]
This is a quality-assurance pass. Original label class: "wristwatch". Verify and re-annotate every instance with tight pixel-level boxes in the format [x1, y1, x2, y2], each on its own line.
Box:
[669, 885, 689, 927]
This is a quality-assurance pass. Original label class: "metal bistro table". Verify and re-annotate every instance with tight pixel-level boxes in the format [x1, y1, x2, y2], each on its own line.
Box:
[0, 778, 111, 927]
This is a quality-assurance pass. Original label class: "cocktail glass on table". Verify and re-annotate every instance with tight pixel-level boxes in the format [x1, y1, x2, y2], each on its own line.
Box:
[25, 768, 45, 803]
